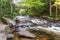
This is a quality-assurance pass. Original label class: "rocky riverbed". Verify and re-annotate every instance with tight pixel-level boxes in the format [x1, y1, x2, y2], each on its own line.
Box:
[0, 16, 60, 40]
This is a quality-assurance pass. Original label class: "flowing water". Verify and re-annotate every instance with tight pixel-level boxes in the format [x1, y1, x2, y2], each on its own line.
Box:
[0, 16, 60, 40]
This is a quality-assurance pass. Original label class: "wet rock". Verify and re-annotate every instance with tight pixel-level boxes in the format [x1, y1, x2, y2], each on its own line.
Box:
[15, 15, 60, 28]
[31, 19, 44, 25]
[56, 23, 60, 27]
[16, 23, 33, 27]
[31, 18, 49, 27]
[14, 16, 33, 26]
[51, 23, 60, 27]
[14, 16, 31, 21]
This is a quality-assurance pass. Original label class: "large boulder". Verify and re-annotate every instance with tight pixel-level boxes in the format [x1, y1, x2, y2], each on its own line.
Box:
[16, 26, 36, 38]
[18, 30, 36, 38]
[15, 16, 33, 26]
[1, 17, 16, 26]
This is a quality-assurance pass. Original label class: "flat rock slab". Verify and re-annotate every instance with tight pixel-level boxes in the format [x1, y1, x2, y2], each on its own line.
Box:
[18, 30, 36, 38]
[6, 34, 14, 38]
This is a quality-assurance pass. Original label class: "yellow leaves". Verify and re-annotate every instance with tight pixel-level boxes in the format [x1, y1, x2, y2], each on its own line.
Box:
[54, 0, 60, 6]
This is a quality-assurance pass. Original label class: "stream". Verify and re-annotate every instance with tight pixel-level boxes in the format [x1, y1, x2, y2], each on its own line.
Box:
[15, 16, 60, 31]
[0, 16, 60, 40]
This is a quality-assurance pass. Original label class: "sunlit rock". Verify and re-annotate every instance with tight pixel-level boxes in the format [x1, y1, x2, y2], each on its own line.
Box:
[6, 34, 14, 39]
[18, 30, 36, 38]
[0, 25, 9, 40]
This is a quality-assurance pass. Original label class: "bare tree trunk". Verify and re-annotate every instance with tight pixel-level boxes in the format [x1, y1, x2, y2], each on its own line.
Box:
[49, 0, 52, 16]
[0, 0, 2, 18]
[11, 0, 13, 15]
[56, 5, 58, 19]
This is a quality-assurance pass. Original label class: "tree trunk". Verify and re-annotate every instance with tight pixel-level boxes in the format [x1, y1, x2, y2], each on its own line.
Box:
[56, 5, 58, 19]
[49, 0, 52, 16]
[0, 0, 2, 18]
[11, 0, 13, 15]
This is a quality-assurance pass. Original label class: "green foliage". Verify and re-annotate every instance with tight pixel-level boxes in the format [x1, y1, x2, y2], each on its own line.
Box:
[0, 0, 58, 19]
[0, 0, 19, 19]
[18, 0, 50, 16]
